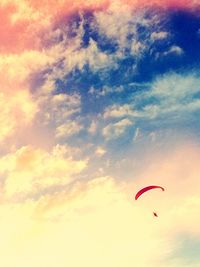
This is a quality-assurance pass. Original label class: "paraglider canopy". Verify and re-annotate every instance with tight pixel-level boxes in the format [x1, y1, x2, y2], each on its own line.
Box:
[135, 185, 165, 200]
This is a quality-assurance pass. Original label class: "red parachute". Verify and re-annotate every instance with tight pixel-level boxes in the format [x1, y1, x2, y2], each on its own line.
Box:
[135, 185, 165, 200]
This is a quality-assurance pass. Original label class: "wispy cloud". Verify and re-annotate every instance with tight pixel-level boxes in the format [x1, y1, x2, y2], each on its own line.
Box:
[103, 72, 200, 124]
[38, 93, 81, 126]
[103, 104, 136, 119]
[150, 31, 169, 41]
[55, 120, 83, 139]
[102, 118, 133, 140]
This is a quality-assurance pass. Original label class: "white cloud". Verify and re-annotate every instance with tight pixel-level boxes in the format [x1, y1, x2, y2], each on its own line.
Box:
[103, 118, 133, 140]
[132, 72, 200, 121]
[95, 5, 134, 48]
[89, 85, 124, 97]
[164, 45, 184, 56]
[85, 39, 114, 70]
[150, 31, 169, 41]
[131, 40, 146, 56]
[149, 73, 200, 113]
[93, 72, 200, 134]
[103, 104, 137, 118]
[133, 127, 142, 142]
[38, 93, 81, 126]
[62, 38, 115, 74]
[55, 120, 83, 139]
[95, 146, 106, 156]
[94, 4, 152, 57]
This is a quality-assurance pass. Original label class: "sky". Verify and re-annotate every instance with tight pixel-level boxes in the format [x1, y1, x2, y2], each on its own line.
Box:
[0, 0, 200, 266]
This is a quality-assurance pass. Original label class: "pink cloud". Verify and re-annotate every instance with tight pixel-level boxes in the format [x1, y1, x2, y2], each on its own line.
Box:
[0, 0, 198, 53]
[123, 0, 199, 10]
[0, 3, 36, 53]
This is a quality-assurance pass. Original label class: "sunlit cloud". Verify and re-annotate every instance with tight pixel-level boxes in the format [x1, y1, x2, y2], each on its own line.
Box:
[0, 145, 87, 199]
[95, 146, 106, 156]
[0, 144, 199, 266]
[55, 120, 83, 139]
[38, 93, 81, 126]
[103, 104, 137, 119]
[0, 91, 38, 143]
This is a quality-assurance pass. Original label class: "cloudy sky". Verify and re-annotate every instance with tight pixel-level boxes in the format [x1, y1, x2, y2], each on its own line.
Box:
[0, 0, 200, 266]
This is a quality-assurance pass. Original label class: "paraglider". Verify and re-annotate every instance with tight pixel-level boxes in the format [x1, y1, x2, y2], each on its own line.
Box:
[135, 185, 165, 217]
